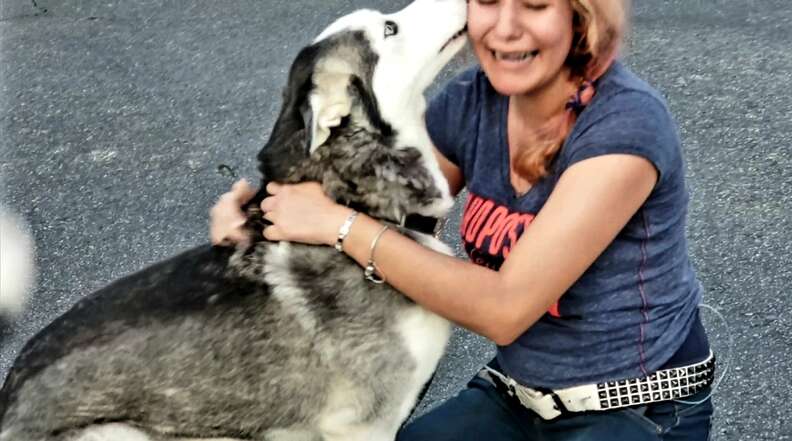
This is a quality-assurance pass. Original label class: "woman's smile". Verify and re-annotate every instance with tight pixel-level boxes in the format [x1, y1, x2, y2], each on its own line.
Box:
[489, 49, 540, 69]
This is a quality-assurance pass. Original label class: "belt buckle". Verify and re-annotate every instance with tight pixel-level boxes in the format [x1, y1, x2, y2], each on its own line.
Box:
[480, 367, 563, 420]
[513, 385, 563, 420]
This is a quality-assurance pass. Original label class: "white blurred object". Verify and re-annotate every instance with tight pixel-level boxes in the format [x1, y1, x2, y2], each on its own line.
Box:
[0, 206, 35, 317]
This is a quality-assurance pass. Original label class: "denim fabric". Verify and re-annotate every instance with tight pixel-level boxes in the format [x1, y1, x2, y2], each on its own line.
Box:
[398, 375, 713, 441]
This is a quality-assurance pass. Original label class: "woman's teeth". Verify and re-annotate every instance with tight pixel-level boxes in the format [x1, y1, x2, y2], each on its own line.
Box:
[493, 50, 537, 61]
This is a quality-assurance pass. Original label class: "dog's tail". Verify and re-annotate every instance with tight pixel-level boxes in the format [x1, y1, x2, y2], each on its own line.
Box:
[0, 207, 35, 321]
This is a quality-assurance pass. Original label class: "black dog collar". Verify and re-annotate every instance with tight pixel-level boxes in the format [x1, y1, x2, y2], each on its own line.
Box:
[400, 214, 440, 235]
[346, 203, 440, 235]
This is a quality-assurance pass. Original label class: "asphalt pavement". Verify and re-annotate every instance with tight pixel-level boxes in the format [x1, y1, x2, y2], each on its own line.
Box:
[1, 0, 790, 439]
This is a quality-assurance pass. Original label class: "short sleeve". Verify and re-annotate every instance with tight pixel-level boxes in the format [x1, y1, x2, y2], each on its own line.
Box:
[562, 91, 682, 185]
[424, 68, 481, 171]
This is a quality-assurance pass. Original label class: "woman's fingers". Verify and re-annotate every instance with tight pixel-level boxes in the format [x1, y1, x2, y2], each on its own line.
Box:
[232, 179, 256, 203]
[262, 209, 275, 223]
[265, 182, 281, 195]
[262, 225, 283, 242]
[210, 209, 248, 246]
[256, 182, 348, 246]
[260, 195, 276, 212]
[209, 179, 337, 246]
[210, 180, 256, 246]
[218, 228, 250, 247]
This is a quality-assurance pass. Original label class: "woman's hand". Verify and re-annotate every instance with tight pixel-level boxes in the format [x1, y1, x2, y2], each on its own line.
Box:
[210, 179, 256, 246]
[261, 182, 353, 246]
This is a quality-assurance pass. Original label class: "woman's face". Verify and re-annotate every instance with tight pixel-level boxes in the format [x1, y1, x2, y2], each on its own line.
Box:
[467, 0, 575, 97]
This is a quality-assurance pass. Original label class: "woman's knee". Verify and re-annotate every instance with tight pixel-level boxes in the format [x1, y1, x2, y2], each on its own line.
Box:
[397, 380, 525, 441]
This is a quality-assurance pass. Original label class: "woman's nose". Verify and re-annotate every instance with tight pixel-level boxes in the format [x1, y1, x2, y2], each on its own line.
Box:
[492, 2, 523, 40]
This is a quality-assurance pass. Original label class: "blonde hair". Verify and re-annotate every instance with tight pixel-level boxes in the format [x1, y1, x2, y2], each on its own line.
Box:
[514, 0, 630, 184]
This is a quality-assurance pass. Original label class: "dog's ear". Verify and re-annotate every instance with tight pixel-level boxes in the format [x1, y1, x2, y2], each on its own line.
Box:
[258, 44, 323, 181]
[305, 72, 353, 153]
[347, 74, 393, 140]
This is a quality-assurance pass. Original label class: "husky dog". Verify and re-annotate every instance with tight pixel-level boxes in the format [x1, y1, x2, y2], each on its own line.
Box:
[0, 0, 468, 440]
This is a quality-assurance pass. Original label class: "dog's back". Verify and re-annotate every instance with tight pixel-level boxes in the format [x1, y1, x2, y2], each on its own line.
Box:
[0, 120, 455, 440]
[1, 240, 446, 441]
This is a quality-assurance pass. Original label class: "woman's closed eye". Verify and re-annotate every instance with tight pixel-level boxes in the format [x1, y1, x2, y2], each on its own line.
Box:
[471, 0, 548, 10]
[522, 1, 549, 11]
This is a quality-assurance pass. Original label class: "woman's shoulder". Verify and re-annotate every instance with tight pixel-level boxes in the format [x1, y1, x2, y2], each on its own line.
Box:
[562, 61, 683, 184]
[588, 61, 670, 115]
[574, 60, 679, 134]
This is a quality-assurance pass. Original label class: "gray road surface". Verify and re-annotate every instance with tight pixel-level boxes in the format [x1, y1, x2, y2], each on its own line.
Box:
[1, 0, 790, 439]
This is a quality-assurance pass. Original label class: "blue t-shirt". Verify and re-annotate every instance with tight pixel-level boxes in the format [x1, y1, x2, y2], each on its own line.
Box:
[426, 61, 708, 389]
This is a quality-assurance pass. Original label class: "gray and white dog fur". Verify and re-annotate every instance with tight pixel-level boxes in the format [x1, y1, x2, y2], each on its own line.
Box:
[0, 1, 468, 440]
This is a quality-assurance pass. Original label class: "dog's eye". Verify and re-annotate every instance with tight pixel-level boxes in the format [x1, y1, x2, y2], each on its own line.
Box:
[384, 20, 399, 38]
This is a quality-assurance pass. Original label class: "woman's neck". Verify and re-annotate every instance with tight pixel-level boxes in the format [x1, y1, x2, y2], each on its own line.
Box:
[509, 68, 578, 131]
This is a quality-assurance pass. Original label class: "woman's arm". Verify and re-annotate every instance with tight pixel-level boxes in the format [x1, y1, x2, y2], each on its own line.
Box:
[262, 153, 658, 346]
[435, 148, 464, 196]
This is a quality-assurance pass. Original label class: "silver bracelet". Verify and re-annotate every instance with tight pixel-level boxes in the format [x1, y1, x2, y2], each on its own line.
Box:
[364, 225, 389, 284]
[335, 210, 358, 252]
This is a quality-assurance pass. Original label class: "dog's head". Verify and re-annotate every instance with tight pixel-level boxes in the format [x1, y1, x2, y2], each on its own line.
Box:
[258, 0, 467, 218]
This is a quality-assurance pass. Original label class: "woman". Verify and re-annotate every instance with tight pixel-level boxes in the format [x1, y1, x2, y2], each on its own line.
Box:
[211, 0, 715, 439]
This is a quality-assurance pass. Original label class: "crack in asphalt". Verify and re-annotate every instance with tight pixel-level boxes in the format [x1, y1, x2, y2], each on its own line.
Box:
[0, 0, 47, 21]
[31, 0, 47, 15]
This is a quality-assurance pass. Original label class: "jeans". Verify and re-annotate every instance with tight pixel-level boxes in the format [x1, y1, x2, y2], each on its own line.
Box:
[398, 374, 713, 441]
